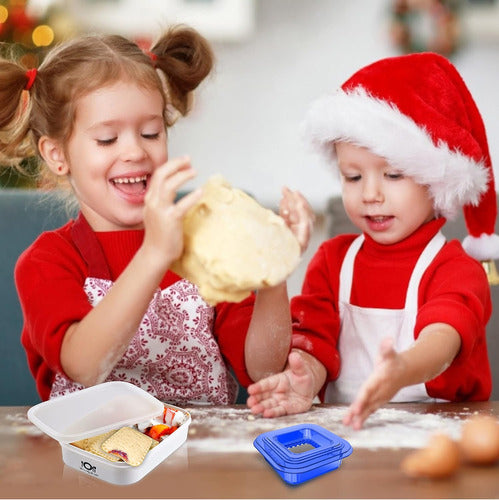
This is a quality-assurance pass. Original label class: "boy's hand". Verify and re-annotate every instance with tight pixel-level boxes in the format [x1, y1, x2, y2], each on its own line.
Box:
[343, 337, 404, 430]
[247, 351, 316, 418]
[279, 187, 315, 255]
[343, 325, 461, 430]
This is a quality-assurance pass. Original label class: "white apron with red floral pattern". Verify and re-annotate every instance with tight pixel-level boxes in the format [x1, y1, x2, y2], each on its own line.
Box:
[50, 277, 238, 405]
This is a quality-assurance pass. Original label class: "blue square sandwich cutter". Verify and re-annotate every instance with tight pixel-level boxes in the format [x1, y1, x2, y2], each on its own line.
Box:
[253, 424, 352, 485]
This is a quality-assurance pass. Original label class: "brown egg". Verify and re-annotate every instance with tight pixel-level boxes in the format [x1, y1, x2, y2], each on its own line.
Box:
[460, 415, 499, 465]
[401, 433, 460, 479]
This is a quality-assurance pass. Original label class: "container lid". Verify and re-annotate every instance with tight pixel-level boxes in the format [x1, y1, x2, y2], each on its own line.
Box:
[28, 381, 164, 443]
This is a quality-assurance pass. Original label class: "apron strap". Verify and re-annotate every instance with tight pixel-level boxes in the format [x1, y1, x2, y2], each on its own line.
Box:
[404, 231, 446, 312]
[339, 234, 364, 303]
[339, 232, 446, 308]
[71, 212, 112, 280]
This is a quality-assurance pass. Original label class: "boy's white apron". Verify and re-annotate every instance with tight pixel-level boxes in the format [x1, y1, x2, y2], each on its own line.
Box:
[325, 231, 446, 403]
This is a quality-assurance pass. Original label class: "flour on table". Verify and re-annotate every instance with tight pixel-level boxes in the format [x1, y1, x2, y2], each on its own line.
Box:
[1, 412, 44, 437]
[185, 405, 471, 453]
[2, 405, 472, 452]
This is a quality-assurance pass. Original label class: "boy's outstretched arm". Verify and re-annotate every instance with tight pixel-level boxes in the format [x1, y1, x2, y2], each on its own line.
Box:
[343, 323, 461, 430]
[247, 349, 327, 417]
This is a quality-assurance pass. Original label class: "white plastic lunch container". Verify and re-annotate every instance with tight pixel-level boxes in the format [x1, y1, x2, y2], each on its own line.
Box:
[27, 381, 191, 485]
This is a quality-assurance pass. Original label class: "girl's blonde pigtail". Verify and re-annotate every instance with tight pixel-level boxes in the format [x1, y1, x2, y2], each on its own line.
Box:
[0, 60, 37, 166]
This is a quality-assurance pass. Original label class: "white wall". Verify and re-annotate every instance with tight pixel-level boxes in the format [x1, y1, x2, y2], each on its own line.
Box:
[167, 0, 499, 214]
[169, 0, 395, 211]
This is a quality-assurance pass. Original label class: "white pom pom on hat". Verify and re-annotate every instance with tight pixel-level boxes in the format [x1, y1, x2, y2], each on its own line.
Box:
[302, 52, 499, 262]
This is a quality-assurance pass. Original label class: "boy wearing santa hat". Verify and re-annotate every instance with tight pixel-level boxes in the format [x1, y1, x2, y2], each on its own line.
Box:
[247, 52, 498, 429]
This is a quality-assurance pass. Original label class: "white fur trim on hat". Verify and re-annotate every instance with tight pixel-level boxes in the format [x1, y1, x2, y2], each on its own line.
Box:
[302, 87, 490, 219]
[462, 233, 499, 261]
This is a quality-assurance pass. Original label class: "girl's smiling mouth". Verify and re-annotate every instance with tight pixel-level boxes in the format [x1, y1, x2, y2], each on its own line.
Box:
[110, 174, 149, 201]
[111, 174, 148, 186]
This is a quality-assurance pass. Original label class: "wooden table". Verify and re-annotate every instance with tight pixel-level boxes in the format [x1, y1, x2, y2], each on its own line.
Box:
[1, 402, 498, 499]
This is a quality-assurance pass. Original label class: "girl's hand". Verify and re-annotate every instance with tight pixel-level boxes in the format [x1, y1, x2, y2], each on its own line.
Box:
[279, 187, 315, 255]
[343, 337, 404, 430]
[247, 351, 316, 418]
[142, 156, 202, 268]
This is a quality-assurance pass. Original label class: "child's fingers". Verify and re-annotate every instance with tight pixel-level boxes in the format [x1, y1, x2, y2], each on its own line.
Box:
[279, 186, 292, 219]
[294, 192, 315, 231]
[262, 405, 288, 418]
[173, 188, 203, 215]
[249, 402, 281, 418]
[247, 374, 281, 395]
[247, 399, 265, 415]
[343, 389, 368, 423]
[157, 170, 196, 205]
[279, 188, 315, 253]
[287, 189, 314, 220]
[344, 343, 405, 430]
[342, 406, 356, 427]
[156, 155, 192, 178]
[253, 397, 287, 418]
[343, 380, 376, 426]
[247, 388, 280, 406]
[248, 394, 283, 417]
[343, 400, 369, 430]
[350, 399, 381, 430]
[280, 187, 303, 221]
[246, 393, 261, 406]
[293, 217, 313, 254]
[345, 377, 389, 429]
[146, 156, 195, 204]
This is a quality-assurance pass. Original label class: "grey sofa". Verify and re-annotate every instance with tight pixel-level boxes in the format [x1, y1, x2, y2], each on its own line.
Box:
[326, 196, 499, 400]
[1, 189, 74, 405]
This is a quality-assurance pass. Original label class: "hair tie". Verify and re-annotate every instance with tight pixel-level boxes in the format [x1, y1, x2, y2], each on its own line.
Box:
[24, 68, 37, 91]
[146, 51, 158, 66]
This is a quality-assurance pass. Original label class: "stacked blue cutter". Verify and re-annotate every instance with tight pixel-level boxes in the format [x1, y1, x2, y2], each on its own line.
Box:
[253, 423, 353, 485]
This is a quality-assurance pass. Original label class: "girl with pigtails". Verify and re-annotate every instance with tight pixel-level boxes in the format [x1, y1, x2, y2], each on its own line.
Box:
[1, 26, 313, 404]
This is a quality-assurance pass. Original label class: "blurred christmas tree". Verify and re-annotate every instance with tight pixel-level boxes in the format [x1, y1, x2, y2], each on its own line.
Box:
[0, 0, 77, 188]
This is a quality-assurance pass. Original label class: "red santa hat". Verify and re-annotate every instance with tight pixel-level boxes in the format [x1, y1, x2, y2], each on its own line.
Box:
[303, 52, 499, 261]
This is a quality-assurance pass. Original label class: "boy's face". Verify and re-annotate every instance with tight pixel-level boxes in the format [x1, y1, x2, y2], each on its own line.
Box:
[336, 141, 435, 245]
[57, 80, 168, 231]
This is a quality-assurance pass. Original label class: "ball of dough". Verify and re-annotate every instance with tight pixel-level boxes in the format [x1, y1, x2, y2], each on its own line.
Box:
[400, 433, 460, 479]
[171, 175, 301, 305]
[460, 415, 499, 465]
